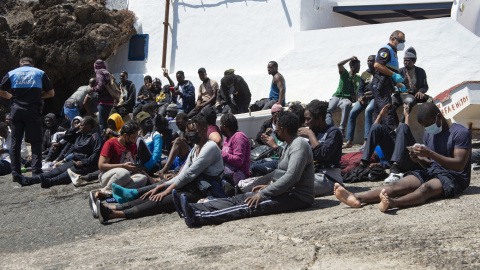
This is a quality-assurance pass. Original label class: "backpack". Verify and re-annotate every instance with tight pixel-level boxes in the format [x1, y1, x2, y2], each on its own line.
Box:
[104, 72, 121, 101]
[340, 151, 376, 175]
[250, 145, 277, 162]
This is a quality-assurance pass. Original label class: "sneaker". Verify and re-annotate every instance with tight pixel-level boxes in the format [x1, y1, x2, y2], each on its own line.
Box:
[68, 168, 84, 187]
[171, 189, 184, 218]
[89, 191, 99, 218]
[106, 198, 117, 203]
[97, 200, 111, 224]
[180, 194, 197, 228]
[384, 172, 404, 183]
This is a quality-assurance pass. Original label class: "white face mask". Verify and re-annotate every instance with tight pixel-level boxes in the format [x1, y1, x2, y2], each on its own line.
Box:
[396, 42, 405, 51]
[425, 115, 442, 135]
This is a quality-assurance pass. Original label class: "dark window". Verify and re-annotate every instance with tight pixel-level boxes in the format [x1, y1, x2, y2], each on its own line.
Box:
[128, 34, 149, 61]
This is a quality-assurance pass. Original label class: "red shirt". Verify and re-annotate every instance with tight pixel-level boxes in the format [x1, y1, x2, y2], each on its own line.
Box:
[100, 138, 137, 165]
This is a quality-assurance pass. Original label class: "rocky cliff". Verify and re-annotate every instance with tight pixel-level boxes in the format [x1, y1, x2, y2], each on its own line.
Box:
[0, 0, 136, 117]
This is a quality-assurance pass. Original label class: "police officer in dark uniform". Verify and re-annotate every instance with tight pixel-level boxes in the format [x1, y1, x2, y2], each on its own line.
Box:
[0, 57, 55, 178]
[370, 30, 406, 137]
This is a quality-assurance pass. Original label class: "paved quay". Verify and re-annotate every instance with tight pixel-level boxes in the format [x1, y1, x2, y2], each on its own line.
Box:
[1, 146, 479, 269]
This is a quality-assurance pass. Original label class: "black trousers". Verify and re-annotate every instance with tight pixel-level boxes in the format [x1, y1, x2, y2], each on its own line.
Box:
[10, 103, 43, 174]
[42, 160, 97, 186]
[190, 192, 311, 226]
[371, 75, 396, 138]
[187, 103, 214, 119]
[361, 123, 422, 172]
[120, 191, 202, 219]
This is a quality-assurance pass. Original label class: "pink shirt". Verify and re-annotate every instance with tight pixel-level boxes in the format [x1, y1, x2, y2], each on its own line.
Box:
[222, 131, 251, 178]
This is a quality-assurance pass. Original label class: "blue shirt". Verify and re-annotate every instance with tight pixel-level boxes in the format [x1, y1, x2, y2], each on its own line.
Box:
[269, 79, 286, 106]
[172, 80, 195, 114]
[0, 65, 53, 107]
[423, 123, 472, 184]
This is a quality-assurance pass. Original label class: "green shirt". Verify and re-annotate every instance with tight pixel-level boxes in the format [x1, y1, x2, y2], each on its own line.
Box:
[332, 69, 361, 99]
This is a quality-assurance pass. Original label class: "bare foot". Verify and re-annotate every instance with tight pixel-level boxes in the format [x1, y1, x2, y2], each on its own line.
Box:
[378, 189, 392, 212]
[342, 141, 353, 149]
[96, 191, 107, 200]
[334, 183, 361, 208]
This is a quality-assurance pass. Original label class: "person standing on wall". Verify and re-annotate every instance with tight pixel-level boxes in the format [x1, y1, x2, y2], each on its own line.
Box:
[250, 61, 286, 111]
[90, 59, 113, 135]
[370, 30, 406, 137]
[0, 57, 55, 177]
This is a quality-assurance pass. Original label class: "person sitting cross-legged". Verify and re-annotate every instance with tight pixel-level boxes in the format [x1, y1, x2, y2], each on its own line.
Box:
[334, 102, 472, 212]
[172, 111, 315, 228]
[13, 116, 103, 188]
[92, 114, 226, 224]
[97, 121, 147, 192]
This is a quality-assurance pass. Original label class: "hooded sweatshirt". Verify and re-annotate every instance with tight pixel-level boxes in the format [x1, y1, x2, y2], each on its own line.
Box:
[107, 113, 124, 139]
[93, 59, 114, 105]
[42, 113, 65, 151]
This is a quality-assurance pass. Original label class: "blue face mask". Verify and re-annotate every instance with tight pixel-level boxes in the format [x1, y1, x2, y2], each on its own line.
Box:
[425, 116, 442, 135]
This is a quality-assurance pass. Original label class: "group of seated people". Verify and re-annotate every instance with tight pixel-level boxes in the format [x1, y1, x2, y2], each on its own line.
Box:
[327, 47, 430, 151]
[3, 56, 474, 229]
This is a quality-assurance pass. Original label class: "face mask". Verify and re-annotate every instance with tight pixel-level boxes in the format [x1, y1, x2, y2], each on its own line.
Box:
[188, 131, 200, 145]
[396, 42, 405, 51]
[142, 120, 154, 133]
[272, 123, 276, 132]
[425, 116, 442, 135]
[124, 140, 134, 147]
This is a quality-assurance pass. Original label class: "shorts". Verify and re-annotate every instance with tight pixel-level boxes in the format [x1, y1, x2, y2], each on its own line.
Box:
[406, 165, 470, 198]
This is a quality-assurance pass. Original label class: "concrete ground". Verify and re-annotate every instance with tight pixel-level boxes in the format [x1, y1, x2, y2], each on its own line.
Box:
[1, 145, 479, 269]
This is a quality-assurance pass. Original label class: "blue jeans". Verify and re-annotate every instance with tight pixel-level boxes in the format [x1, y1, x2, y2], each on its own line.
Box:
[249, 159, 278, 177]
[326, 97, 352, 134]
[97, 104, 114, 134]
[346, 99, 374, 141]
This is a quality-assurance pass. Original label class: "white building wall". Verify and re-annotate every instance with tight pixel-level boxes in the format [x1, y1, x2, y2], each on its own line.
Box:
[451, 0, 480, 37]
[106, 0, 480, 106]
[279, 17, 480, 103]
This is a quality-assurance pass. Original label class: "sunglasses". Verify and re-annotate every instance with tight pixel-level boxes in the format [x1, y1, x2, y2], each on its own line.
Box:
[395, 37, 406, 43]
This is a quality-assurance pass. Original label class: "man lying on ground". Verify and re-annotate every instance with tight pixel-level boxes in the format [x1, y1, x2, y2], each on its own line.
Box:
[334, 102, 471, 212]
[172, 111, 315, 228]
